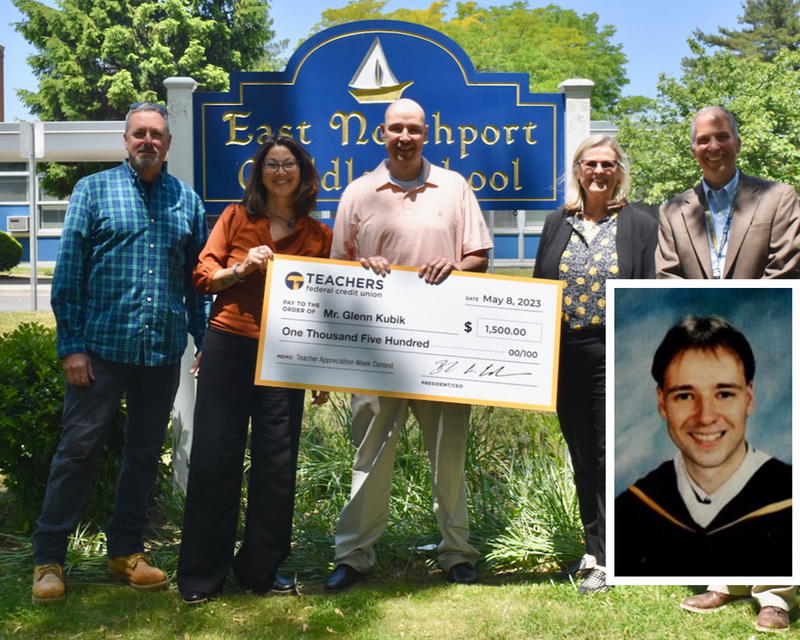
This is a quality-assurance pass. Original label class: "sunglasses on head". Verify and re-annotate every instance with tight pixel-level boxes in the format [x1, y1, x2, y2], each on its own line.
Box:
[129, 102, 168, 115]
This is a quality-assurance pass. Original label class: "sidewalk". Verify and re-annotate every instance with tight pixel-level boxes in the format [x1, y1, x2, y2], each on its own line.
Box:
[0, 276, 53, 312]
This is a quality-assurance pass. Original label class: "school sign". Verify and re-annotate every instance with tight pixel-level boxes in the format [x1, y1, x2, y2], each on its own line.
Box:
[193, 20, 565, 215]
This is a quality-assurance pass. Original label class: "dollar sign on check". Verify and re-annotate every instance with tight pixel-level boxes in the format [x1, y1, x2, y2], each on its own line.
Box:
[464, 321, 472, 333]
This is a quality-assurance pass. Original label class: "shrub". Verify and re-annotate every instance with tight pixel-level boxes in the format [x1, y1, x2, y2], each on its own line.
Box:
[0, 231, 23, 272]
[283, 397, 582, 578]
[0, 323, 126, 533]
[0, 379, 582, 578]
[471, 407, 583, 571]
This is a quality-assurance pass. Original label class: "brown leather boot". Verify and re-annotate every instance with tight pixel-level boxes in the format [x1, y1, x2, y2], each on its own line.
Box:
[107, 553, 167, 590]
[32, 564, 66, 604]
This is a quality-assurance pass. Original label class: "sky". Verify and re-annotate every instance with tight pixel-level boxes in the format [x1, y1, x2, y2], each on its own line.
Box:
[0, 0, 746, 122]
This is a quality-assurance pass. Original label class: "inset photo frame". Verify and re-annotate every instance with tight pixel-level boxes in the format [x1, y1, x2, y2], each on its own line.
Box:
[606, 280, 797, 585]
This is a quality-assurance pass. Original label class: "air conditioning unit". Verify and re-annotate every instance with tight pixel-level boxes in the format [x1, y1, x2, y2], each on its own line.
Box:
[6, 216, 30, 233]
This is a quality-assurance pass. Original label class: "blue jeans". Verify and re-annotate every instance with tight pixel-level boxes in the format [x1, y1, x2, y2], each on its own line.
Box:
[32, 352, 180, 565]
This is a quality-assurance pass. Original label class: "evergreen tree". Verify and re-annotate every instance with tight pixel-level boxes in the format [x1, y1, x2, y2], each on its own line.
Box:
[694, 0, 800, 60]
[13, 0, 282, 195]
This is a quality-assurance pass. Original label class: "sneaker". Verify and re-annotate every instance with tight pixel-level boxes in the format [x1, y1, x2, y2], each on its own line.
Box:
[578, 567, 611, 594]
[107, 553, 167, 590]
[32, 564, 66, 604]
[755, 606, 790, 633]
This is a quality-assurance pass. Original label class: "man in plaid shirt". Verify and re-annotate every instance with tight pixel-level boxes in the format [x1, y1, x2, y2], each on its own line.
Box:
[31, 103, 209, 604]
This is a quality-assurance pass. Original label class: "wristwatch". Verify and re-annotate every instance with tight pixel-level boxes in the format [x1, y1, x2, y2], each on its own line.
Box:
[231, 262, 245, 282]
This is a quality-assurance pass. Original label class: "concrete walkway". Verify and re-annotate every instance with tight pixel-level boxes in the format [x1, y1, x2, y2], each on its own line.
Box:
[0, 277, 53, 312]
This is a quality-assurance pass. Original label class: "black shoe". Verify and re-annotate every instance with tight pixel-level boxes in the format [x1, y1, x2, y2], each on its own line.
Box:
[180, 591, 209, 605]
[447, 563, 477, 584]
[324, 564, 363, 592]
[271, 574, 297, 595]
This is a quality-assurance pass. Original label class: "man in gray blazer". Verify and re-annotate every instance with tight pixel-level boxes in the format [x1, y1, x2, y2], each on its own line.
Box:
[655, 107, 798, 633]
[656, 106, 800, 279]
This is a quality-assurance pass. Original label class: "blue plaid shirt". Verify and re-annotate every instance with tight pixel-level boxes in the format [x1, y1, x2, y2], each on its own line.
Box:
[52, 161, 210, 365]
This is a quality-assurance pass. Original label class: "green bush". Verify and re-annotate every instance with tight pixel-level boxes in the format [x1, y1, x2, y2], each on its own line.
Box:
[283, 397, 582, 578]
[0, 376, 582, 579]
[0, 323, 126, 533]
[0, 231, 23, 272]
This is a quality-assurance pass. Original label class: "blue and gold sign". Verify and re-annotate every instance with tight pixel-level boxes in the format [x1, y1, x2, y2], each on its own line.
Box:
[194, 20, 564, 214]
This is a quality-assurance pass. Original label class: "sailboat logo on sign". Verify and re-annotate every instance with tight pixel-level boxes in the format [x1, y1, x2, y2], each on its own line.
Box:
[348, 37, 414, 103]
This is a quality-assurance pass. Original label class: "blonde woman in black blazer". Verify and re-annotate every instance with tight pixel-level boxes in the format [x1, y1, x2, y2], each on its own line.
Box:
[533, 135, 657, 593]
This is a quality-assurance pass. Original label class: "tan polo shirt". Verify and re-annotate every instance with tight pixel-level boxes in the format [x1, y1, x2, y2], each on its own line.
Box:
[331, 159, 492, 265]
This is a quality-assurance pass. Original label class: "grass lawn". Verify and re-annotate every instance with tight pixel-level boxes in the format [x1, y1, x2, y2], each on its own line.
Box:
[0, 566, 781, 640]
[492, 267, 531, 278]
[4, 266, 55, 277]
[0, 311, 56, 334]
[0, 282, 791, 639]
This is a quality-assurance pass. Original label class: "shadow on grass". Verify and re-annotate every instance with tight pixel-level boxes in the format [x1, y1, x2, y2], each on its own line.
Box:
[4, 565, 549, 640]
[4, 555, 788, 640]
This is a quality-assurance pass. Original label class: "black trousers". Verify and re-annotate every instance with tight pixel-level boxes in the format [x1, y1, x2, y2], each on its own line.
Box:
[556, 328, 606, 565]
[177, 328, 304, 593]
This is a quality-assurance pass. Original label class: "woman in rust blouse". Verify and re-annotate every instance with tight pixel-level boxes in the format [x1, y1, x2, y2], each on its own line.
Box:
[178, 135, 332, 605]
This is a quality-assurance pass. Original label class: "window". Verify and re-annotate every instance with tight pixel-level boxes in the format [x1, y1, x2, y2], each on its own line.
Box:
[40, 204, 67, 229]
[524, 210, 551, 229]
[487, 210, 518, 230]
[481, 210, 554, 231]
[0, 171, 69, 231]
[0, 175, 29, 202]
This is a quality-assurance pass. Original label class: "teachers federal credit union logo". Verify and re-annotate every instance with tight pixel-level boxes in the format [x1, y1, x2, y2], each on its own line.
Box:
[285, 272, 305, 290]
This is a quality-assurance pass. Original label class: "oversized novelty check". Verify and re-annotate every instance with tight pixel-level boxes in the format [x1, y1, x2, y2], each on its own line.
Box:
[255, 256, 564, 411]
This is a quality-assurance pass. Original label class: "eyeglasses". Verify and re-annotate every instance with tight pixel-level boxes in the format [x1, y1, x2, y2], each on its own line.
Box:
[264, 160, 299, 173]
[129, 102, 168, 115]
[580, 160, 617, 171]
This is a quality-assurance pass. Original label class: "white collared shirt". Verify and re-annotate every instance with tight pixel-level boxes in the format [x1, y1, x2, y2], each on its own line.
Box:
[674, 443, 770, 528]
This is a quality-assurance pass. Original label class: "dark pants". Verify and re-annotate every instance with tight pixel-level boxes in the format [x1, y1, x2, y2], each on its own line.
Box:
[177, 328, 304, 594]
[32, 353, 180, 564]
[557, 328, 606, 565]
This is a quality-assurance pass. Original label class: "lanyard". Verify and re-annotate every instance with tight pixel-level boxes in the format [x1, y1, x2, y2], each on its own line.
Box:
[704, 206, 734, 279]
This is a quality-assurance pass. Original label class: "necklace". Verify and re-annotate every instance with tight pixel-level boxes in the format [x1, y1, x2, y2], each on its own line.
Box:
[578, 208, 607, 224]
[268, 211, 296, 229]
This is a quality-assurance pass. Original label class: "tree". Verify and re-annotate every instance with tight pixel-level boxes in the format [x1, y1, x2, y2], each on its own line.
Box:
[13, 0, 282, 196]
[694, 0, 800, 60]
[311, 0, 630, 117]
[616, 46, 800, 204]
